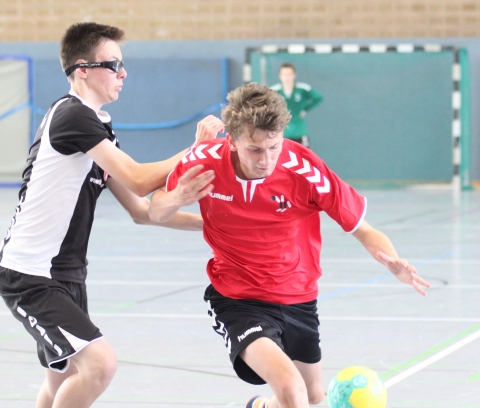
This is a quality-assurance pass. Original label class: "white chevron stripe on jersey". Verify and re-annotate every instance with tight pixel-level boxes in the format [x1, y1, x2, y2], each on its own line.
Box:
[295, 158, 311, 174]
[189, 150, 197, 161]
[306, 167, 321, 183]
[282, 151, 299, 168]
[207, 144, 222, 159]
[182, 148, 192, 163]
[282, 151, 331, 194]
[195, 144, 207, 159]
[181, 144, 222, 163]
[316, 178, 331, 193]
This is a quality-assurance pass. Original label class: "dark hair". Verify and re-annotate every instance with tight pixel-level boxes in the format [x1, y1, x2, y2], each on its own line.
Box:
[279, 63, 296, 73]
[222, 83, 291, 140]
[60, 22, 125, 78]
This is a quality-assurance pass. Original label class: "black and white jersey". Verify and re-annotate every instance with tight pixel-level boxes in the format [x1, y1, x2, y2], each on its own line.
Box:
[0, 92, 118, 283]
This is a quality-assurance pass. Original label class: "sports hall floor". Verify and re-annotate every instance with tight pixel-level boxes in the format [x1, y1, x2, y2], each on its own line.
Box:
[0, 186, 478, 407]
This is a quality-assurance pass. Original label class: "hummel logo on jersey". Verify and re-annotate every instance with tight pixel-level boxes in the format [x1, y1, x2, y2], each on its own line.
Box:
[271, 195, 292, 212]
[209, 192, 233, 202]
[90, 177, 104, 187]
[282, 151, 331, 194]
[182, 144, 222, 163]
[238, 325, 263, 342]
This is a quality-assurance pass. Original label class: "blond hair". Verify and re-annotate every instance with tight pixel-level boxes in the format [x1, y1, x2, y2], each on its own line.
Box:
[222, 83, 291, 140]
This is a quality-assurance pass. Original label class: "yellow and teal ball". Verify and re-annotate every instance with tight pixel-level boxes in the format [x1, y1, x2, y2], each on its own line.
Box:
[328, 366, 387, 408]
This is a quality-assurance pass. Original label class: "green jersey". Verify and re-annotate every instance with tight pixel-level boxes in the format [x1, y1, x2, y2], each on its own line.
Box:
[271, 82, 322, 138]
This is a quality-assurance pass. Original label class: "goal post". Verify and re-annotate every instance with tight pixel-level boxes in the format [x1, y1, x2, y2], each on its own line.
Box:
[244, 44, 472, 190]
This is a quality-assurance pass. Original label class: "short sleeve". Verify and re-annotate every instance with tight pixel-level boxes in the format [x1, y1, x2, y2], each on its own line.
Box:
[308, 155, 366, 233]
[166, 153, 191, 192]
[49, 98, 110, 155]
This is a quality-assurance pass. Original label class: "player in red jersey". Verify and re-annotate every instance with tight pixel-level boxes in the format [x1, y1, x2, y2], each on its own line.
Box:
[149, 83, 430, 408]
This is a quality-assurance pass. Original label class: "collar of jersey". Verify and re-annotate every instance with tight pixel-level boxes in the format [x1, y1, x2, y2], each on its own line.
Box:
[68, 90, 112, 124]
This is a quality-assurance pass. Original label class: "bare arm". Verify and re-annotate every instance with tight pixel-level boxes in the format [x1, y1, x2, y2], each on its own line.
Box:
[352, 219, 431, 295]
[88, 115, 224, 197]
[107, 177, 203, 231]
[148, 165, 214, 224]
[89, 142, 186, 197]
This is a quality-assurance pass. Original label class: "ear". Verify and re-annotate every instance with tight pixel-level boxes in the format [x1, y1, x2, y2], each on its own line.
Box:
[226, 134, 237, 151]
[74, 59, 88, 80]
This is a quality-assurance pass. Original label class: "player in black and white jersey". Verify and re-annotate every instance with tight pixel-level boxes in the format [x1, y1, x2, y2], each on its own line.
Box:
[0, 22, 220, 408]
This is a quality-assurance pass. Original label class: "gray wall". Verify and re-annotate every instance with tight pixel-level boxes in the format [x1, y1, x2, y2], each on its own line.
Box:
[1, 37, 479, 181]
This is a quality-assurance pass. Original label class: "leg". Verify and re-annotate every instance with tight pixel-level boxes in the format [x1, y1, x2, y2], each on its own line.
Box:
[240, 337, 309, 408]
[36, 364, 77, 408]
[48, 338, 117, 408]
[293, 360, 325, 405]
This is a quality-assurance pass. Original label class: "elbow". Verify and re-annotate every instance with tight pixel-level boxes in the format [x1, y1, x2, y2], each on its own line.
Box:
[132, 185, 152, 198]
[132, 216, 147, 225]
[147, 206, 165, 224]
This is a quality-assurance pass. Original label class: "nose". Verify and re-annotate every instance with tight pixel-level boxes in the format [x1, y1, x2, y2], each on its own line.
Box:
[259, 151, 271, 166]
[119, 67, 127, 79]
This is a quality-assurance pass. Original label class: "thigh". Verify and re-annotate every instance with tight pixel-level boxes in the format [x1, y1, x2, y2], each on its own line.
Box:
[281, 300, 321, 364]
[204, 285, 284, 385]
[241, 337, 305, 390]
[0, 268, 102, 372]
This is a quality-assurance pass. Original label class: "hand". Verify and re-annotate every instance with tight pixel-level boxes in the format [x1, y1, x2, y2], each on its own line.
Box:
[194, 115, 224, 145]
[378, 252, 431, 296]
[169, 165, 215, 207]
[299, 110, 307, 118]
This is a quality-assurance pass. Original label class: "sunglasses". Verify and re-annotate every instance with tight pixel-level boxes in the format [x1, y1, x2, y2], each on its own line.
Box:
[64, 60, 124, 76]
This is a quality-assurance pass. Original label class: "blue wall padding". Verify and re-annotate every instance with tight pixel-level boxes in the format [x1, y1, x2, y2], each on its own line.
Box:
[33, 57, 227, 162]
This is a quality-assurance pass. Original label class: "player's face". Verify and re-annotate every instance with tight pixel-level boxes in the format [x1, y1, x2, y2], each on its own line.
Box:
[228, 130, 284, 179]
[279, 67, 296, 88]
[87, 39, 127, 106]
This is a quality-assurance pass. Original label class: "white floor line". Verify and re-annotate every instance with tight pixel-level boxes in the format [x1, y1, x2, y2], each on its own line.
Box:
[84, 280, 480, 290]
[0, 311, 476, 322]
[384, 328, 480, 389]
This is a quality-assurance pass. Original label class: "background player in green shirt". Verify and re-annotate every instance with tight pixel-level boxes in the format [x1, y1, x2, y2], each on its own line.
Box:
[271, 63, 322, 147]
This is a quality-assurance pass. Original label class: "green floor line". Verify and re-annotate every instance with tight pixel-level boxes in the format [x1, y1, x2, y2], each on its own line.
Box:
[381, 322, 480, 380]
[0, 332, 26, 342]
[467, 371, 480, 382]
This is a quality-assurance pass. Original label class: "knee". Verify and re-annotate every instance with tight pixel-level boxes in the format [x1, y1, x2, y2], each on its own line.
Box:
[90, 353, 117, 388]
[79, 345, 117, 390]
[274, 372, 308, 406]
[307, 388, 325, 405]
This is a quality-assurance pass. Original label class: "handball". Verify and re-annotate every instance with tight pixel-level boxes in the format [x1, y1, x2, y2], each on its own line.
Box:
[328, 366, 387, 408]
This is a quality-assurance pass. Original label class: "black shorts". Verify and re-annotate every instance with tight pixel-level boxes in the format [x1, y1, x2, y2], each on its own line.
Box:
[204, 284, 321, 385]
[0, 266, 102, 372]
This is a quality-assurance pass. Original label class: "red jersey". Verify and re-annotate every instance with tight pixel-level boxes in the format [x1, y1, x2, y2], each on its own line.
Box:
[166, 138, 366, 304]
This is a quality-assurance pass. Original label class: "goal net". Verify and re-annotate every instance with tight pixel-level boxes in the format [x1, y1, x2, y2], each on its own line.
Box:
[245, 44, 471, 189]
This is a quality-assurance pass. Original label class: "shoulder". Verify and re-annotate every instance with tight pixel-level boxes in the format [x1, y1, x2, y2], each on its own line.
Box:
[51, 96, 102, 129]
[296, 82, 312, 91]
[179, 138, 228, 167]
[278, 140, 330, 186]
[270, 83, 282, 91]
[280, 139, 325, 167]
[55, 95, 95, 116]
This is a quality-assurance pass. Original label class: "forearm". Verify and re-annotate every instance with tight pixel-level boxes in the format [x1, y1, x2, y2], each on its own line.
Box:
[305, 91, 323, 111]
[352, 224, 399, 265]
[154, 212, 203, 231]
[133, 150, 188, 196]
[148, 189, 183, 224]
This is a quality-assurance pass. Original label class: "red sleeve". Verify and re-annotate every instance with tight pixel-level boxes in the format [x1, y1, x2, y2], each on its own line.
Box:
[166, 149, 192, 192]
[307, 152, 367, 233]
